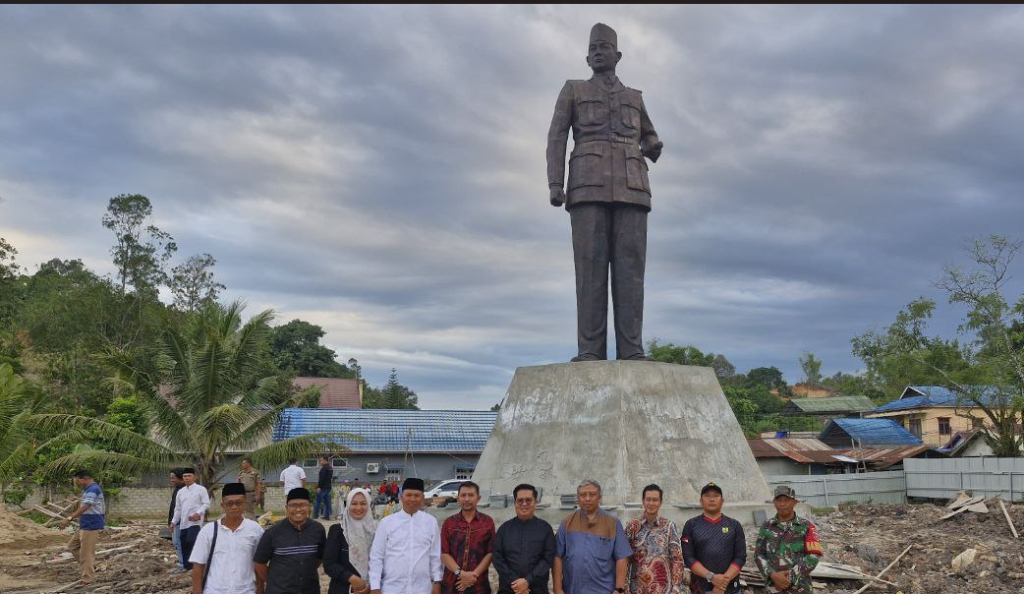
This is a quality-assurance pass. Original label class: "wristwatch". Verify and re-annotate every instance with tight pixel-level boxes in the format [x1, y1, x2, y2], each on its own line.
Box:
[706, 572, 715, 582]
[454, 569, 462, 578]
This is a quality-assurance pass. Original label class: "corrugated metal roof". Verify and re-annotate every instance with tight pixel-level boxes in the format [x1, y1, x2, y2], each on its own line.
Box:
[272, 408, 497, 453]
[783, 396, 876, 414]
[872, 385, 1000, 413]
[820, 418, 923, 445]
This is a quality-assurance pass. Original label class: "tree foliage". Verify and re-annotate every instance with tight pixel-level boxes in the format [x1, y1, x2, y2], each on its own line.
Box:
[853, 236, 1024, 456]
[170, 253, 225, 313]
[362, 368, 419, 410]
[269, 319, 353, 378]
[27, 302, 353, 486]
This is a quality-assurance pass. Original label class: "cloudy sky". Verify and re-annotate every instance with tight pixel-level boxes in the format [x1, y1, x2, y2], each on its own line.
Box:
[3, 5, 1024, 409]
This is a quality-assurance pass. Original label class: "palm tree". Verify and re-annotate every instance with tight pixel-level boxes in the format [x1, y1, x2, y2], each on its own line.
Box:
[0, 363, 48, 488]
[29, 301, 352, 487]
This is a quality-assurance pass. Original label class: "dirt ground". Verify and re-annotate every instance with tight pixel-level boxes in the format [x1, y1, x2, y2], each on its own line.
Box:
[804, 501, 1024, 594]
[1, 502, 1022, 594]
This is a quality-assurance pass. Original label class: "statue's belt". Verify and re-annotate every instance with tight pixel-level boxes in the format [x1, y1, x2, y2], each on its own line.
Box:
[576, 134, 636, 145]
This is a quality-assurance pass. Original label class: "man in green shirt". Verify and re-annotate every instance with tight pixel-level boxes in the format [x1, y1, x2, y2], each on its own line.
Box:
[754, 486, 822, 594]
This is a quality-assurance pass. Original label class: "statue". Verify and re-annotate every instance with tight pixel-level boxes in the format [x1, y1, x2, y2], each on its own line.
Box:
[547, 23, 663, 362]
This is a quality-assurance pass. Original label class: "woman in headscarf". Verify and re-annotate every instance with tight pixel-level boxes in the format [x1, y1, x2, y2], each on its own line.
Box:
[324, 488, 377, 594]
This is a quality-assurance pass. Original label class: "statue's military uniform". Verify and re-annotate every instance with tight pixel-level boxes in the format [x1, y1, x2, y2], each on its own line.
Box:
[237, 468, 262, 519]
[753, 515, 822, 594]
[547, 25, 661, 360]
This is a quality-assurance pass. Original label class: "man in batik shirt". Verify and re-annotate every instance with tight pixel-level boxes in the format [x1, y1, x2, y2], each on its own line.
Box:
[625, 484, 684, 594]
[754, 486, 822, 594]
[440, 481, 495, 594]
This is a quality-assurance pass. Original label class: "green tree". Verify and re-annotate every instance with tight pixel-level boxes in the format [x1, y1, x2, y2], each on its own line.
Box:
[102, 194, 177, 298]
[0, 236, 22, 322]
[169, 253, 225, 313]
[744, 366, 786, 390]
[0, 363, 48, 487]
[28, 301, 352, 486]
[798, 352, 823, 385]
[362, 369, 419, 410]
[647, 340, 736, 379]
[853, 236, 1024, 456]
[269, 319, 352, 378]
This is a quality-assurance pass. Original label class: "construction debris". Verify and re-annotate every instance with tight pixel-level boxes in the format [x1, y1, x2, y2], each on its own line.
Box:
[939, 494, 990, 519]
[951, 548, 977, 574]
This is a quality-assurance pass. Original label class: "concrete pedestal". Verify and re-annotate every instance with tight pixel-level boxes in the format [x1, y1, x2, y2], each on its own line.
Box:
[472, 361, 774, 525]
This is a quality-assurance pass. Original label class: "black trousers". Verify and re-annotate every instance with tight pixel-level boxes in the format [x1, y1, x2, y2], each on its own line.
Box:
[570, 202, 647, 360]
[180, 525, 201, 570]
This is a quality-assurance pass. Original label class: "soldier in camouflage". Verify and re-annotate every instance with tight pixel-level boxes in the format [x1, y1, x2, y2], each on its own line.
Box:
[754, 486, 822, 594]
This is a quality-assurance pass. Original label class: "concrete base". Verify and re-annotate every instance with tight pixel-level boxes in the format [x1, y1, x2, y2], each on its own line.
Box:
[472, 361, 774, 525]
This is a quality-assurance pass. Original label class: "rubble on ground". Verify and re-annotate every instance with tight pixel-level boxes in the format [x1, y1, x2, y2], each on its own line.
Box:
[795, 500, 1024, 594]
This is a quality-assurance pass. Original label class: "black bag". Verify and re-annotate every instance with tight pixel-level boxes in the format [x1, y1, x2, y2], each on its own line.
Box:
[202, 521, 219, 592]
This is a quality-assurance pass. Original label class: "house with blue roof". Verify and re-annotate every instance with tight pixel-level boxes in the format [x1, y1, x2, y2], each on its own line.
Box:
[270, 408, 498, 484]
[865, 385, 990, 447]
[818, 418, 923, 448]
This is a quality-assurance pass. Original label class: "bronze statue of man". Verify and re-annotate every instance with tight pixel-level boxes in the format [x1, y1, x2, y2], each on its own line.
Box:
[547, 23, 663, 361]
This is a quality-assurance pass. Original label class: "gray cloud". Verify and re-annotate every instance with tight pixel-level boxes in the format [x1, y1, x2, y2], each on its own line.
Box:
[3, 5, 1024, 408]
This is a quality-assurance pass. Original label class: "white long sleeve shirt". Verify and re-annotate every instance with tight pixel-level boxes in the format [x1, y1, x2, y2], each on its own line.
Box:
[369, 509, 442, 594]
[188, 518, 263, 594]
[172, 483, 210, 530]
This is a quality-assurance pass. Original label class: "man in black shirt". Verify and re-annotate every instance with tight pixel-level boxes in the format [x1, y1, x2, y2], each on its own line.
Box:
[681, 483, 746, 594]
[255, 488, 327, 594]
[167, 467, 186, 572]
[492, 484, 556, 594]
[314, 456, 334, 520]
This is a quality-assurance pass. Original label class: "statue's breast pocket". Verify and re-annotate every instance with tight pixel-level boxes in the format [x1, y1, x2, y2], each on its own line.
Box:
[576, 99, 608, 127]
[619, 95, 642, 131]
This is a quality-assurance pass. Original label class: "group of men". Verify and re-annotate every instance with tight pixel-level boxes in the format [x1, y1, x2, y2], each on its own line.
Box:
[276, 457, 402, 518]
[64, 470, 821, 594]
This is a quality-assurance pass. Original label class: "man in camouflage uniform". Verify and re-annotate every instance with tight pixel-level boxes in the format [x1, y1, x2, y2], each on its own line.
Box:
[236, 458, 263, 519]
[754, 486, 822, 594]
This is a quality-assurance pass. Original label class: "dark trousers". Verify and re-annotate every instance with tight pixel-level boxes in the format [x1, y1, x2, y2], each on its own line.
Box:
[570, 203, 647, 359]
[314, 488, 332, 519]
[180, 525, 201, 570]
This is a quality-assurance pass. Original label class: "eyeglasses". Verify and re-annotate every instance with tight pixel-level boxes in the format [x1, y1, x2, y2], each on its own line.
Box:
[286, 503, 311, 509]
[222, 500, 246, 507]
[515, 499, 535, 506]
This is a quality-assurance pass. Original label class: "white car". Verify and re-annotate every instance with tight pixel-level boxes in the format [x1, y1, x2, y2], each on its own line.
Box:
[423, 479, 466, 500]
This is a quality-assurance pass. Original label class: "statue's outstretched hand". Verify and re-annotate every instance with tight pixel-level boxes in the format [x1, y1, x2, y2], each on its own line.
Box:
[550, 187, 566, 207]
[641, 140, 663, 163]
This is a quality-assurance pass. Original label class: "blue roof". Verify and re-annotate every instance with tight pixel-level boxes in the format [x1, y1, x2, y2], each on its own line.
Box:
[819, 418, 923, 445]
[872, 385, 998, 413]
[273, 409, 498, 453]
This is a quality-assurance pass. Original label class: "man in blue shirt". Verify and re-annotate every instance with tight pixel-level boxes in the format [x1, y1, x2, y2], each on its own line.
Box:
[554, 479, 632, 594]
[61, 470, 105, 585]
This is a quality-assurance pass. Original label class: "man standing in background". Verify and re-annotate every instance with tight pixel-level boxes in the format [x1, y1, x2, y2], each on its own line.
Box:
[171, 468, 210, 571]
[168, 467, 186, 572]
[61, 470, 105, 586]
[237, 458, 263, 520]
[280, 458, 307, 502]
[315, 455, 334, 521]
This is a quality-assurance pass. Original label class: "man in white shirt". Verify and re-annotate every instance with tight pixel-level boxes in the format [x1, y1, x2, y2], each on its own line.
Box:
[369, 477, 442, 594]
[280, 459, 307, 500]
[171, 468, 211, 570]
[189, 483, 263, 594]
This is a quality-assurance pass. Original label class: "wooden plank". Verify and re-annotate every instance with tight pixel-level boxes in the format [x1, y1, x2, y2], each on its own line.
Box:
[851, 544, 914, 594]
[999, 498, 1019, 539]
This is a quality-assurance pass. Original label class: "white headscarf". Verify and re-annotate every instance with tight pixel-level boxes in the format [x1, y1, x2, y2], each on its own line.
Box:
[342, 488, 377, 579]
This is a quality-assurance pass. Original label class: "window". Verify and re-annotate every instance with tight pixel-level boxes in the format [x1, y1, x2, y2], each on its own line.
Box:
[455, 467, 474, 480]
[303, 459, 318, 468]
[972, 416, 985, 429]
[332, 458, 349, 469]
[938, 417, 951, 435]
[908, 418, 922, 438]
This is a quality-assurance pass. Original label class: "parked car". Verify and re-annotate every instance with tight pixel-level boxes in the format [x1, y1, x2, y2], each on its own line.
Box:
[423, 479, 465, 500]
